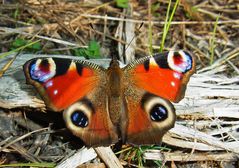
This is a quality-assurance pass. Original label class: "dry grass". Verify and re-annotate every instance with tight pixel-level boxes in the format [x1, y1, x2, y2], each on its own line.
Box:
[0, 0, 239, 167]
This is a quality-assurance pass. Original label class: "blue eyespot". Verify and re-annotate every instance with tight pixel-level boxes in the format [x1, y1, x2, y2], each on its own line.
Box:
[30, 64, 48, 82]
[71, 111, 88, 128]
[29, 60, 55, 82]
[184, 52, 193, 72]
[168, 51, 193, 73]
[150, 105, 168, 122]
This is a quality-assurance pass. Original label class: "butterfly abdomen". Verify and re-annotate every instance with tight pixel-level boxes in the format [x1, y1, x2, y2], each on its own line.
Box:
[106, 59, 125, 124]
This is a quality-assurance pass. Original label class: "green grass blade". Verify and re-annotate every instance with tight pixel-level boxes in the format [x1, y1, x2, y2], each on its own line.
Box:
[148, 0, 153, 54]
[0, 40, 41, 59]
[160, 0, 171, 52]
[160, 0, 180, 52]
[0, 162, 56, 167]
[209, 16, 219, 65]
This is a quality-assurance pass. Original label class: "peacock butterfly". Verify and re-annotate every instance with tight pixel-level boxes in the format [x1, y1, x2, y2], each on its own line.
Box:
[23, 50, 195, 146]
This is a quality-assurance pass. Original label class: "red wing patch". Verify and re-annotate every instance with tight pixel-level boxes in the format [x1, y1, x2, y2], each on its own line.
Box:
[125, 92, 176, 145]
[63, 94, 118, 146]
[125, 51, 195, 102]
[23, 58, 104, 111]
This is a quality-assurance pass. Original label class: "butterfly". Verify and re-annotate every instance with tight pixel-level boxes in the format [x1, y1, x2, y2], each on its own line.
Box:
[23, 50, 195, 147]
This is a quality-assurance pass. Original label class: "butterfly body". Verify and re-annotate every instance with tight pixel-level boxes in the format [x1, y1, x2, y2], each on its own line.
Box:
[23, 51, 195, 146]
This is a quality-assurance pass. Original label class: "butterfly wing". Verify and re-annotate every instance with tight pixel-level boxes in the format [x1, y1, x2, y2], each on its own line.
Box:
[63, 88, 118, 146]
[123, 50, 195, 145]
[23, 57, 105, 111]
[23, 57, 118, 146]
[124, 50, 195, 103]
[124, 90, 176, 145]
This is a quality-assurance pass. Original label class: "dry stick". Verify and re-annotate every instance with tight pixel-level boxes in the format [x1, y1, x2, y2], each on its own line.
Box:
[0, 52, 19, 77]
[0, 136, 13, 149]
[163, 133, 223, 152]
[185, 29, 234, 47]
[227, 60, 239, 74]
[0, 13, 32, 26]
[103, 14, 108, 43]
[95, 147, 123, 168]
[0, 27, 82, 47]
[10, 144, 42, 162]
[0, 122, 49, 162]
[198, 47, 239, 73]
[211, 119, 239, 143]
[144, 150, 239, 162]
[196, 2, 239, 10]
[56, 147, 97, 168]
[197, 8, 231, 21]
[36, 2, 86, 44]
[123, 4, 136, 63]
[70, 1, 113, 25]
[0, 124, 41, 162]
[168, 124, 239, 154]
[181, 0, 204, 22]
[84, 26, 146, 54]
[80, 14, 239, 25]
[115, 8, 125, 63]
[147, 0, 153, 54]
[185, 41, 209, 61]
[188, 119, 197, 161]
[77, 163, 106, 168]
[11, 112, 44, 131]
[217, 25, 230, 43]
[0, 127, 49, 152]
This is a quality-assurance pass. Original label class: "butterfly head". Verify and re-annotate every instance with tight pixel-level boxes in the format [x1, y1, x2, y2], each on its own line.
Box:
[109, 58, 120, 69]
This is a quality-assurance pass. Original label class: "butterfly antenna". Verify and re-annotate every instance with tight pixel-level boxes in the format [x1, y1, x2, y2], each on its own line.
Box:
[112, 54, 118, 61]
[125, 22, 144, 51]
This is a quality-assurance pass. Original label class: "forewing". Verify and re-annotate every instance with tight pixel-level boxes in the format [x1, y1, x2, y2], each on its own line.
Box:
[24, 57, 118, 146]
[123, 50, 195, 102]
[23, 57, 104, 111]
